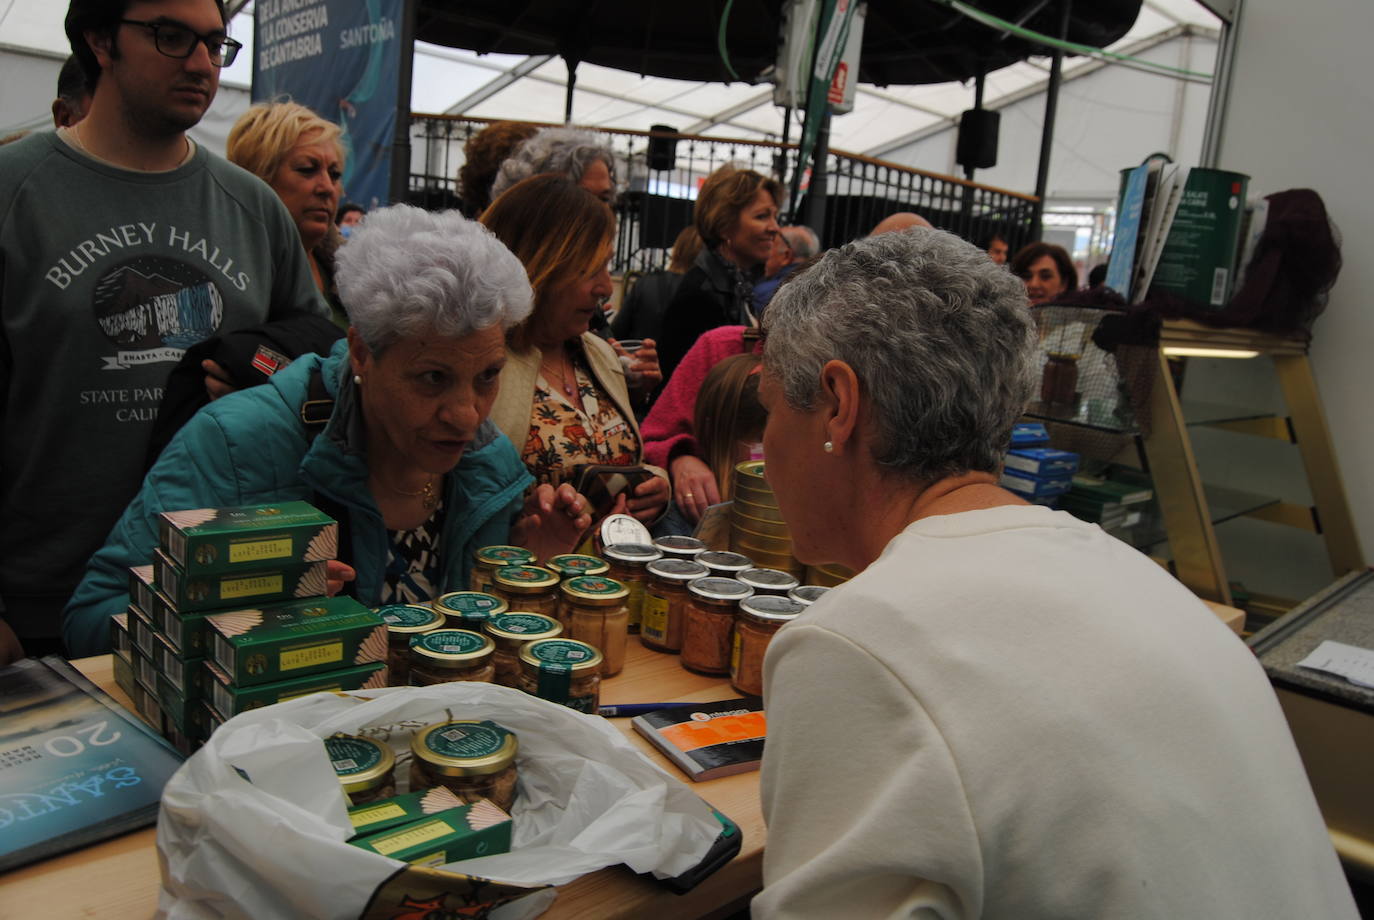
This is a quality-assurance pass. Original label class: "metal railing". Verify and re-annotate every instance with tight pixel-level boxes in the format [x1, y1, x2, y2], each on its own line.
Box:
[407, 115, 1038, 274]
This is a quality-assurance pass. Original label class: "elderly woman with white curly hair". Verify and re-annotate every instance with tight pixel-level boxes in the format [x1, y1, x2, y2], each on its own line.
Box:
[490, 125, 617, 204]
[753, 229, 1355, 919]
[63, 206, 590, 656]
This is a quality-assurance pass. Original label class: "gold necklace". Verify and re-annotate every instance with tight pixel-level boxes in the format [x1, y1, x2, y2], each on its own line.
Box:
[540, 349, 577, 398]
[375, 474, 440, 511]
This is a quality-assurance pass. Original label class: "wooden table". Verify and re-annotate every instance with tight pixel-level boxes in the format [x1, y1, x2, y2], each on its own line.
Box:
[0, 645, 762, 920]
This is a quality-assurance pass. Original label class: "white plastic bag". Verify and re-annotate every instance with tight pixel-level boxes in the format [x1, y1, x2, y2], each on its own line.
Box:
[156, 682, 721, 919]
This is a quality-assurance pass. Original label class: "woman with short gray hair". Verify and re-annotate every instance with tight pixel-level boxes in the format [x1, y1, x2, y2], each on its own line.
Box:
[754, 228, 1355, 919]
[489, 126, 617, 203]
[65, 206, 592, 652]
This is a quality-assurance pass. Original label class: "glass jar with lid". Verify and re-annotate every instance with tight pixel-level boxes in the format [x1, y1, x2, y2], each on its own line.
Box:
[603, 543, 663, 633]
[409, 719, 518, 812]
[408, 629, 496, 685]
[731, 595, 805, 696]
[789, 585, 831, 607]
[434, 591, 507, 632]
[738, 567, 801, 597]
[559, 575, 630, 676]
[484, 612, 563, 687]
[640, 558, 710, 653]
[470, 546, 535, 594]
[652, 535, 706, 561]
[490, 565, 561, 619]
[518, 638, 603, 713]
[681, 577, 753, 675]
[697, 550, 753, 579]
[545, 554, 610, 581]
[325, 734, 396, 806]
[376, 604, 446, 686]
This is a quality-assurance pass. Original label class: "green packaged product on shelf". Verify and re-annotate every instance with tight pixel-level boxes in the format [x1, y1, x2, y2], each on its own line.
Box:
[111, 612, 131, 661]
[203, 659, 388, 716]
[112, 647, 136, 699]
[346, 786, 471, 837]
[207, 596, 387, 687]
[152, 631, 204, 697]
[129, 604, 157, 657]
[128, 564, 156, 617]
[157, 502, 338, 575]
[154, 548, 331, 613]
[349, 799, 513, 867]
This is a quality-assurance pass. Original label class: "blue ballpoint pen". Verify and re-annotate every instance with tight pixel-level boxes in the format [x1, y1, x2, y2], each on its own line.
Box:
[597, 701, 701, 717]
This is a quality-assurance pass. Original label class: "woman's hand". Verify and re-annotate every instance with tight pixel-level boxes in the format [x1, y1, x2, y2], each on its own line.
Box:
[626, 473, 670, 523]
[670, 454, 721, 523]
[511, 483, 592, 559]
[611, 337, 663, 394]
[325, 560, 356, 597]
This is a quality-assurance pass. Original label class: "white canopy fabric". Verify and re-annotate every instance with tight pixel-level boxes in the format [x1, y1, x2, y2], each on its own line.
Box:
[0, 0, 1220, 207]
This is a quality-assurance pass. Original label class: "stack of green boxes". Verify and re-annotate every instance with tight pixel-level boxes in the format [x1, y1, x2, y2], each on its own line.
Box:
[1059, 475, 1155, 539]
[112, 501, 387, 753]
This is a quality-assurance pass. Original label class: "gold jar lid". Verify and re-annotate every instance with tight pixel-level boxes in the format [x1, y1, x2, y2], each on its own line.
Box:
[738, 594, 805, 625]
[687, 576, 753, 605]
[377, 603, 446, 635]
[545, 554, 610, 579]
[559, 575, 629, 606]
[518, 638, 603, 677]
[603, 542, 663, 567]
[408, 629, 495, 668]
[324, 734, 395, 794]
[493, 564, 559, 594]
[410, 720, 517, 777]
[646, 558, 710, 584]
[434, 591, 508, 622]
[485, 612, 563, 649]
[474, 545, 535, 569]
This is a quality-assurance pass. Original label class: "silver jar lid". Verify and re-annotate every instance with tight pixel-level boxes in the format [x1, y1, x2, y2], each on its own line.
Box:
[789, 585, 831, 606]
[687, 576, 754, 604]
[646, 558, 710, 583]
[603, 542, 664, 565]
[697, 550, 753, 574]
[738, 567, 801, 594]
[738, 594, 805, 624]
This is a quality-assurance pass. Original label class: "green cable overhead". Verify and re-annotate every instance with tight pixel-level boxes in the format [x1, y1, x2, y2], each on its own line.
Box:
[933, 0, 1213, 82]
[719, 0, 742, 81]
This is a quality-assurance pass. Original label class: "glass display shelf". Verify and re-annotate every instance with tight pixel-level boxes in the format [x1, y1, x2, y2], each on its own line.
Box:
[1025, 398, 1138, 436]
[1181, 400, 1285, 427]
[1076, 483, 1281, 554]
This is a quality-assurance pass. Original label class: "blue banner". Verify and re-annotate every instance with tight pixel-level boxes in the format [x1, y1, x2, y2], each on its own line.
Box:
[252, 0, 404, 209]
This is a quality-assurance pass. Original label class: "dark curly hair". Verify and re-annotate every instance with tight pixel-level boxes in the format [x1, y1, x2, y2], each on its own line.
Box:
[458, 121, 540, 217]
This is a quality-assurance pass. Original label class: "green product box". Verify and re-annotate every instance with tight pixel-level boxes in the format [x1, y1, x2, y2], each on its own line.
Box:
[155, 587, 216, 658]
[207, 596, 386, 687]
[113, 648, 136, 700]
[157, 501, 338, 575]
[155, 672, 202, 739]
[132, 670, 165, 734]
[347, 786, 474, 838]
[112, 611, 132, 660]
[154, 548, 330, 613]
[204, 659, 388, 716]
[129, 604, 157, 657]
[129, 564, 156, 616]
[152, 631, 204, 698]
[350, 799, 513, 867]
[134, 645, 159, 694]
[1149, 168, 1249, 308]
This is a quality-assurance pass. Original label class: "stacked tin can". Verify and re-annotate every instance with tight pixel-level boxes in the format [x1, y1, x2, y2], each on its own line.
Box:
[729, 461, 805, 579]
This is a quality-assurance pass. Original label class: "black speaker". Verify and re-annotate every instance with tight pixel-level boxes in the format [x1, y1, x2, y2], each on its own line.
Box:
[956, 109, 1000, 170]
[647, 124, 679, 172]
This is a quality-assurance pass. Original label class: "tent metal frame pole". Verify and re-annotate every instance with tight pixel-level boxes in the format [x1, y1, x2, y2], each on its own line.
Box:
[389, 0, 419, 205]
[1200, 0, 1243, 167]
[1031, 0, 1072, 237]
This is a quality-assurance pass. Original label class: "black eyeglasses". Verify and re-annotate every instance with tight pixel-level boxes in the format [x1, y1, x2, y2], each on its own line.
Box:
[120, 19, 242, 67]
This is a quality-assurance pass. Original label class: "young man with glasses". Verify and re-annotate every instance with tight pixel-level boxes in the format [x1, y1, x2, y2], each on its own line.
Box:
[0, 0, 326, 662]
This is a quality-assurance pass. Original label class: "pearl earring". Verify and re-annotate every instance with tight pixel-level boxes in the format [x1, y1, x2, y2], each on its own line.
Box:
[353, 375, 362, 385]
[823, 441, 834, 453]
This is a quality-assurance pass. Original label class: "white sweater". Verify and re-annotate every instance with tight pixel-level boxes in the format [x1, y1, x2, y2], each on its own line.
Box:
[756, 505, 1355, 919]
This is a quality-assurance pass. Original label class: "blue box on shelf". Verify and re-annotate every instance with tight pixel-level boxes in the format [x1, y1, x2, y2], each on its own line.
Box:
[1004, 447, 1080, 478]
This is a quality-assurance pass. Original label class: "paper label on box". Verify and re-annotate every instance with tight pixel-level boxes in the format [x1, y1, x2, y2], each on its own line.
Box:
[350, 802, 408, 829]
[280, 641, 343, 671]
[229, 537, 294, 565]
[222, 574, 284, 600]
[371, 818, 454, 856]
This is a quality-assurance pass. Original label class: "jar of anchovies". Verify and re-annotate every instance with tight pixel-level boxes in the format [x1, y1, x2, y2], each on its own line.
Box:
[518, 638, 604, 713]
[789, 585, 831, 607]
[470, 545, 535, 594]
[491, 565, 561, 619]
[681, 577, 753, 676]
[603, 543, 662, 633]
[545, 554, 610, 581]
[640, 559, 710, 653]
[652, 535, 707, 561]
[730, 595, 805, 697]
[697, 550, 753, 579]
[484, 612, 563, 688]
[408, 629, 496, 686]
[737, 567, 801, 597]
[377, 604, 446, 685]
[433, 590, 508, 632]
[559, 575, 630, 676]
[409, 719, 519, 812]
[325, 734, 396, 806]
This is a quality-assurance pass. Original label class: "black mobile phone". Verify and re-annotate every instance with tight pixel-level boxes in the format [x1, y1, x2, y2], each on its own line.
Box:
[570, 464, 653, 519]
[649, 809, 744, 894]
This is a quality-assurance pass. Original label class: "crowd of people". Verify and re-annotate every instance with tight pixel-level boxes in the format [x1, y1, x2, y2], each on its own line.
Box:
[0, 1, 1360, 916]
